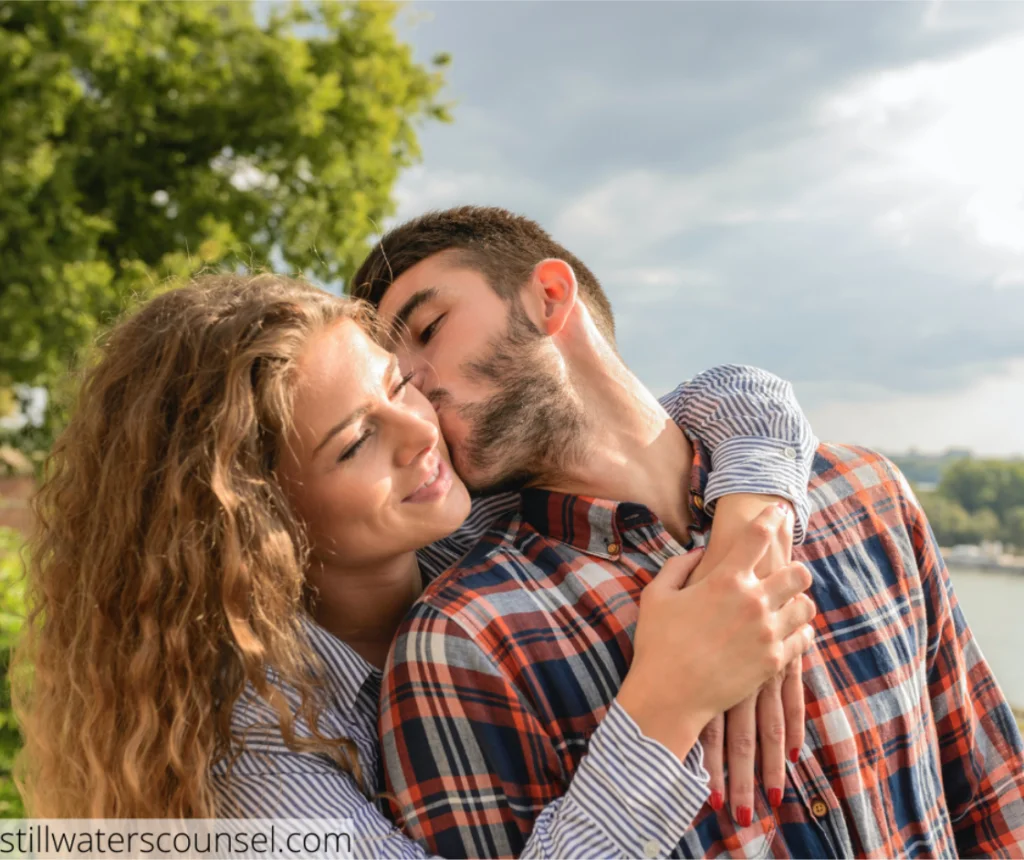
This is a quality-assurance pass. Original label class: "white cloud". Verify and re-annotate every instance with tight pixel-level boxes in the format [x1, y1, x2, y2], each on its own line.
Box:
[389, 165, 551, 229]
[552, 161, 806, 262]
[822, 35, 1024, 254]
[994, 270, 1024, 290]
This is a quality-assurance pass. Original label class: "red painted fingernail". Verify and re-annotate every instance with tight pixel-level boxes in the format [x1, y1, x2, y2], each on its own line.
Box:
[789, 747, 800, 763]
[736, 805, 753, 828]
[709, 790, 723, 811]
[768, 787, 783, 808]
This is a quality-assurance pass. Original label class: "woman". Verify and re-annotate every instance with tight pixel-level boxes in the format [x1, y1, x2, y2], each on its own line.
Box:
[14, 274, 815, 856]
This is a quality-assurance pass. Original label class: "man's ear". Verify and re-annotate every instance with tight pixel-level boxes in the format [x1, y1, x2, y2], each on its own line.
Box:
[526, 258, 578, 336]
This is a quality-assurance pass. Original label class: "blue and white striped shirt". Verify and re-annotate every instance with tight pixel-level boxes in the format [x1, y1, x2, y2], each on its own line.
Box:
[211, 365, 816, 859]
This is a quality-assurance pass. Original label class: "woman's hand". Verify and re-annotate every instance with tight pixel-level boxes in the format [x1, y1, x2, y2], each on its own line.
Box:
[694, 493, 806, 826]
[616, 503, 816, 769]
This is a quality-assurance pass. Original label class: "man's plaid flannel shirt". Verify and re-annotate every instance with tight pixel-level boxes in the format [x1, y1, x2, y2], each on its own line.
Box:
[379, 439, 1024, 858]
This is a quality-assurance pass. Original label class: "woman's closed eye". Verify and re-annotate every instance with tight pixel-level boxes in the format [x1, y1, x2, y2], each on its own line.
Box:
[338, 429, 372, 463]
[337, 372, 415, 463]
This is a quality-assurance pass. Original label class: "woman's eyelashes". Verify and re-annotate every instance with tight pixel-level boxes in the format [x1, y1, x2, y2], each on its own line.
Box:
[338, 428, 372, 463]
[337, 373, 416, 463]
[393, 371, 415, 396]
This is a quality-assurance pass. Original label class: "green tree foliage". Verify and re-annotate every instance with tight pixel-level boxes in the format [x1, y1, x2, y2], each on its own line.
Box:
[0, 0, 449, 392]
[1004, 507, 1024, 553]
[0, 528, 25, 817]
[916, 458, 1024, 550]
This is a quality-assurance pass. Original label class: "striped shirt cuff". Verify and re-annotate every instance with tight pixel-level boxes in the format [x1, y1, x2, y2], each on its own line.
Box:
[702, 435, 812, 544]
[561, 700, 710, 859]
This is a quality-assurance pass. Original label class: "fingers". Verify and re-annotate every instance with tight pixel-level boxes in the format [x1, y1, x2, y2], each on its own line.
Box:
[762, 562, 813, 610]
[781, 623, 816, 667]
[757, 675, 786, 809]
[700, 713, 726, 814]
[718, 503, 790, 577]
[726, 696, 757, 827]
[776, 592, 817, 639]
[782, 657, 805, 765]
[648, 548, 704, 593]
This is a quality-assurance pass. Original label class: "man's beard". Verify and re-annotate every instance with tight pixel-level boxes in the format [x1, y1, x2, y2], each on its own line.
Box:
[455, 299, 589, 496]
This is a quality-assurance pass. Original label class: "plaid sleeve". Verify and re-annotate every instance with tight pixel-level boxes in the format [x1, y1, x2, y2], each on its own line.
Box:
[897, 469, 1024, 856]
[379, 604, 710, 859]
[660, 364, 818, 544]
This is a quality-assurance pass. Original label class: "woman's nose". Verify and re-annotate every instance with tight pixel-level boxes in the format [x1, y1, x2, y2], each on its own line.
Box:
[394, 408, 440, 469]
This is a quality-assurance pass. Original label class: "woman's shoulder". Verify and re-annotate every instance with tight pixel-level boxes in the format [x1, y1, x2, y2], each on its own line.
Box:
[210, 680, 375, 817]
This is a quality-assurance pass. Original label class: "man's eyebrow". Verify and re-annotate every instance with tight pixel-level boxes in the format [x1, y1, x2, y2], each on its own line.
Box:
[312, 355, 399, 457]
[389, 287, 438, 345]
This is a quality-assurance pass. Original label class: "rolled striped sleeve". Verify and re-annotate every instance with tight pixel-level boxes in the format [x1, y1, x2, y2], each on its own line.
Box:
[662, 364, 817, 544]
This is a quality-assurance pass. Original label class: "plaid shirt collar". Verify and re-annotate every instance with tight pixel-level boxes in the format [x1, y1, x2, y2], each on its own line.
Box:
[517, 430, 714, 556]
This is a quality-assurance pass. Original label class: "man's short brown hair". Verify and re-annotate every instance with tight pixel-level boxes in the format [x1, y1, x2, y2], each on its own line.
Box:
[349, 206, 616, 342]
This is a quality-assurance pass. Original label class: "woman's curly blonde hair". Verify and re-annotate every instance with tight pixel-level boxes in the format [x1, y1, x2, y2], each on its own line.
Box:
[13, 273, 377, 817]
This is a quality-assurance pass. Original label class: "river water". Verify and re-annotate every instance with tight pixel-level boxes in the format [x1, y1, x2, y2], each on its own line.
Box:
[948, 567, 1024, 710]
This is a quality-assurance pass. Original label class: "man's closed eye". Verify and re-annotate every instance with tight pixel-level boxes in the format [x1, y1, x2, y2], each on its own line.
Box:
[419, 314, 445, 346]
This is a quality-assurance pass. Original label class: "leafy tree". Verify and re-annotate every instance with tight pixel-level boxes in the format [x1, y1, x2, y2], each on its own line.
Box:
[1, 0, 449, 394]
[0, 528, 25, 817]
[924, 459, 1024, 548]
[938, 459, 1024, 519]
[1004, 507, 1024, 552]
[920, 492, 979, 546]
[938, 460, 1001, 515]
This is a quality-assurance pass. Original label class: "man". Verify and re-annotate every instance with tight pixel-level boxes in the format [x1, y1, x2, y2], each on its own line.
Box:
[354, 207, 1024, 857]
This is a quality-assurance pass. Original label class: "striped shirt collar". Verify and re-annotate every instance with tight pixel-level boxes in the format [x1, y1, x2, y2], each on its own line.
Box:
[300, 614, 381, 716]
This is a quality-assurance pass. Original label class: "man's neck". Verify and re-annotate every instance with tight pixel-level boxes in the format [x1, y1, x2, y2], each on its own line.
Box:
[306, 551, 423, 670]
[535, 344, 694, 544]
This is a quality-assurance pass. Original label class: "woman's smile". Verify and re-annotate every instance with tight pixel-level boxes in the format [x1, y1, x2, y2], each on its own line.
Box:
[403, 455, 454, 504]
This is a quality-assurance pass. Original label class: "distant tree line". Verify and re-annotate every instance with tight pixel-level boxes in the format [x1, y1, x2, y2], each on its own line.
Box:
[903, 458, 1024, 551]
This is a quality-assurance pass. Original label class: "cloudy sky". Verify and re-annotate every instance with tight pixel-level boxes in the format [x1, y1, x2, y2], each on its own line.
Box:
[390, 2, 1024, 456]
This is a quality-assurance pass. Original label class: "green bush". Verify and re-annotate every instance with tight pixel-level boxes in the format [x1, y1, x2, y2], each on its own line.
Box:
[0, 527, 26, 817]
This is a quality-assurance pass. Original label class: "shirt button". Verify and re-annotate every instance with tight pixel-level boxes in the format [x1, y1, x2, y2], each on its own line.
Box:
[642, 838, 661, 858]
[811, 798, 829, 818]
[787, 483, 801, 497]
[693, 494, 704, 511]
[783, 446, 798, 460]
[606, 541, 621, 556]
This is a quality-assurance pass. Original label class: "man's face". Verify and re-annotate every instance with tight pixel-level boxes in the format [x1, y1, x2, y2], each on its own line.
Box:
[376, 251, 586, 494]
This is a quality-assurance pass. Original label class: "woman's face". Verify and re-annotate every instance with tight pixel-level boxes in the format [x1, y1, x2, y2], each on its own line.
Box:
[276, 318, 472, 570]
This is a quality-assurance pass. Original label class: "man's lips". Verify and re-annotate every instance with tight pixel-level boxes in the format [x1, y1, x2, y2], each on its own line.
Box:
[403, 455, 453, 503]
